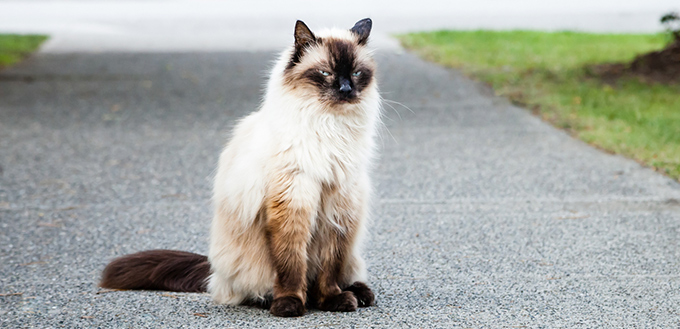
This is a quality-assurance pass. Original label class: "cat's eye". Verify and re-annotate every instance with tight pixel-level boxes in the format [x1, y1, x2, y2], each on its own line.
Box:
[319, 70, 330, 76]
[352, 71, 362, 77]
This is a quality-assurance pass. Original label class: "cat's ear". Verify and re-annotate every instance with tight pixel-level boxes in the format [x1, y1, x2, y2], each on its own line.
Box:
[294, 20, 317, 50]
[350, 18, 372, 45]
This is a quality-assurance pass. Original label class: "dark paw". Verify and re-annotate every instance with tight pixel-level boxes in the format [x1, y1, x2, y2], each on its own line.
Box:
[318, 291, 358, 312]
[242, 294, 273, 309]
[343, 282, 375, 307]
[270, 296, 305, 317]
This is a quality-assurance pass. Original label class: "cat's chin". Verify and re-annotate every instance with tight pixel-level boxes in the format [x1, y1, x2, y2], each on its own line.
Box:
[335, 100, 355, 107]
[326, 101, 362, 113]
[328, 96, 362, 107]
[335, 94, 362, 104]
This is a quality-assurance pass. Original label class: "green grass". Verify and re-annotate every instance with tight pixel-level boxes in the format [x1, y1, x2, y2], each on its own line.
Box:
[398, 30, 680, 180]
[0, 34, 48, 68]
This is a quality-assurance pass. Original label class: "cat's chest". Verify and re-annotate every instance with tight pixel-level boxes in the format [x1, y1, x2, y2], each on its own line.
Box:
[285, 124, 367, 184]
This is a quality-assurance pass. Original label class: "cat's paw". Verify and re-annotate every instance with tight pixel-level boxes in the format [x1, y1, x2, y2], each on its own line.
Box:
[242, 294, 273, 309]
[270, 296, 305, 317]
[343, 281, 375, 307]
[317, 291, 358, 312]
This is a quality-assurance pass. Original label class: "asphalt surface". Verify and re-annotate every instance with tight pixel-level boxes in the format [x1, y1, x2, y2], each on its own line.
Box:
[2, 49, 680, 327]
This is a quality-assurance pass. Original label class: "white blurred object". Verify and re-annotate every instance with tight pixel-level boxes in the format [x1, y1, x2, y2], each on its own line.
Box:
[0, 0, 677, 52]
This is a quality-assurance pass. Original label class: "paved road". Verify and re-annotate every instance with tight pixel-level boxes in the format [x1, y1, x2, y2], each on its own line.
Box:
[2, 1, 680, 328]
[2, 49, 680, 328]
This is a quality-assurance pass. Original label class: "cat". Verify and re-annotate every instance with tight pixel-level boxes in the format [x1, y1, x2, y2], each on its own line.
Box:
[100, 18, 380, 318]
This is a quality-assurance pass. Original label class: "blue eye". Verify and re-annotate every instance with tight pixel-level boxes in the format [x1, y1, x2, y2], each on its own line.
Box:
[319, 70, 330, 76]
[352, 71, 362, 77]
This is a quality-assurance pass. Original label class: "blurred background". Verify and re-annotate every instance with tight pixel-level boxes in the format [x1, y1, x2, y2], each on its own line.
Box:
[0, 0, 677, 52]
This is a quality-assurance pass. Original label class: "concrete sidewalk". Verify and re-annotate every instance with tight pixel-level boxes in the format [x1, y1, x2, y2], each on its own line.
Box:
[2, 1, 680, 327]
[2, 49, 680, 327]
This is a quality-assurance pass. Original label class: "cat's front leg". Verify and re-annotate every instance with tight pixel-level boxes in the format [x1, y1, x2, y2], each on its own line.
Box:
[264, 172, 319, 317]
[311, 186, 375, 312]
[336, 178, 375, 308]
[310, 225, 359, 312]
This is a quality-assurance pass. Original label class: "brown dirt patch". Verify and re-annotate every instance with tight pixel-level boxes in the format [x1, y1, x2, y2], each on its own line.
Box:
[589, 40, 680, 84]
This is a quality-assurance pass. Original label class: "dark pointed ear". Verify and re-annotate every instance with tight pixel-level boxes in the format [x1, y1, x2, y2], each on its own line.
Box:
[350, 18, 372, 45]
[294, 20, 316, 50]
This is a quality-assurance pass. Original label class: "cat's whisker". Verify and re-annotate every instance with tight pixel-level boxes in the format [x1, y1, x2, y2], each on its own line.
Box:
[380, 109, 397, 123]
[375, 124, 387, 148]
[378, 120, 398, 145]
[383, 98, 415, 115]
[381, 100, 402, 121]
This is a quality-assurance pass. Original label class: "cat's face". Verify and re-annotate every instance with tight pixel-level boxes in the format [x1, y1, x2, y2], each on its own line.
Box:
[282, 19, 376, 109]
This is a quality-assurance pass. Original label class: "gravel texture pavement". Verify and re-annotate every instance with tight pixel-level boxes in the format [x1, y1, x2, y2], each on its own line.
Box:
[2, 49, 680, 328]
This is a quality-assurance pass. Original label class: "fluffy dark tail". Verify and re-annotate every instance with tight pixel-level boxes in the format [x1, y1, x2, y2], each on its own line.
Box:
[100, 249, 211, 293]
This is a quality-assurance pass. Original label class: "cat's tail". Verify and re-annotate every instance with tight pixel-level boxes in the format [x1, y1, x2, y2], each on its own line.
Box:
[100, 249, 211, 293]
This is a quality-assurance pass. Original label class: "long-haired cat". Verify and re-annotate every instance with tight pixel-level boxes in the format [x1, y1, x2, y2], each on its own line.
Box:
[100, 18, 380, 317]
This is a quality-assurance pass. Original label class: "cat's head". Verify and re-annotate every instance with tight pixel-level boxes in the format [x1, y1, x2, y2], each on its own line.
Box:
[281, 18, 376, 109]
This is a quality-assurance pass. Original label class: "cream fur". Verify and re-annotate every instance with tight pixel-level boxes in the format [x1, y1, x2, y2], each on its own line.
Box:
[207, 28, 381, 305]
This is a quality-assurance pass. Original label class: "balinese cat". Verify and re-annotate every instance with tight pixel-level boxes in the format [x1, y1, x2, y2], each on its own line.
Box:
[101, 18, 380, 317]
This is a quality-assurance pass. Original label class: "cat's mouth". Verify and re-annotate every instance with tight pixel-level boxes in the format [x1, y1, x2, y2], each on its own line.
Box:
[322, 97, 361, 111]
[319, 91, 361, 107]
[334, 93, 360, 104]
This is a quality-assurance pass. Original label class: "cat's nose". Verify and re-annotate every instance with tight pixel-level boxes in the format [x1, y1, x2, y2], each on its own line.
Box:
[339, 78, 352, 94]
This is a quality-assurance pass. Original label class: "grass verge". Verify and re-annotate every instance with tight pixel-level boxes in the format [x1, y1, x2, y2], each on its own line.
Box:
[0, 34, 48, 68]
[398, 31, 680, 180]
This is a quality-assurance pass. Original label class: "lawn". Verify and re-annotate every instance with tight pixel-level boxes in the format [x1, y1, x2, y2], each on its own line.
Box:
[0, 34, 48, 68]
[398, 31, 680, 180]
